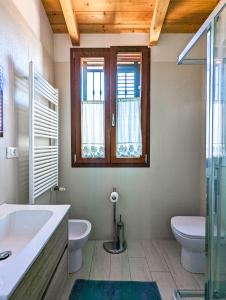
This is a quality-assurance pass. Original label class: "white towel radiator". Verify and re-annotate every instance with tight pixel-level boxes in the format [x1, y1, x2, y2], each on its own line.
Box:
[29, 62, 59, 204]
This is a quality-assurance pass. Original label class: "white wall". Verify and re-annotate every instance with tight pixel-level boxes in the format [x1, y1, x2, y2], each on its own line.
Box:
[54, 33, 205, 240]
[54, 33, 205, 63]
[12, 0, 53, 57]
[0, 0, 54, 204]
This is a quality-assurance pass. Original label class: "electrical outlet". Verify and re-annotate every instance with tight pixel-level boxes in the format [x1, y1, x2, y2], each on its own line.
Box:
[6, 147, 18, 159]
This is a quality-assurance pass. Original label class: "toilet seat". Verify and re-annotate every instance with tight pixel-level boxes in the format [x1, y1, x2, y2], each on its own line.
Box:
[172, 227, 205, 240]
[171, 216, 205, 239]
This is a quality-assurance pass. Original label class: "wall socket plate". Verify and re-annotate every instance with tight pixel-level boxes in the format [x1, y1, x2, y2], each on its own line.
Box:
[6, 147, 18, 159]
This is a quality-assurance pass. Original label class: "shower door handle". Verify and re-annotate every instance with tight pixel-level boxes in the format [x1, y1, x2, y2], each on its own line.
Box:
[112, 113, 115, 127]
[213, 163, 220, 214]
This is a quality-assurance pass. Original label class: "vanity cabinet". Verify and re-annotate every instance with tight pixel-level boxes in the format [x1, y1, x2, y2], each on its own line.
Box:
[10, 214, 69, 300]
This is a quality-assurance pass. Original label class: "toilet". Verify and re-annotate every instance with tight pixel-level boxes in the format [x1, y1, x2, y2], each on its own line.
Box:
[68, 219, 92, 273]
[171, 216, 205, 274]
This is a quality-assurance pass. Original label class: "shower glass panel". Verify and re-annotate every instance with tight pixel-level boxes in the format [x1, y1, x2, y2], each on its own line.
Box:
[176, 2, 226, 299]
[208, 5, 226, 299]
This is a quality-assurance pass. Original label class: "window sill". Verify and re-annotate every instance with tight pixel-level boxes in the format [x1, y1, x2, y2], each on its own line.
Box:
[71, 162, 150, 168]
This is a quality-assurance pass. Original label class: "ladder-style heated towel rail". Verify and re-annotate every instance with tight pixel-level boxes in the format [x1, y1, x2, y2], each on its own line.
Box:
[29, 62, 59, 204]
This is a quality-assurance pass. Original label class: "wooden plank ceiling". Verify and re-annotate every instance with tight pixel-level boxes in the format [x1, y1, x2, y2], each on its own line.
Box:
[42, 0, 219, 45]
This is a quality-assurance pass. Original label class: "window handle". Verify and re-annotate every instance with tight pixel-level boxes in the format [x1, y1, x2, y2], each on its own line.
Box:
[112, 113, 115, 127]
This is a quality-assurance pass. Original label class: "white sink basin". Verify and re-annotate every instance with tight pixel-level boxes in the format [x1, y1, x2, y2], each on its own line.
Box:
[0, 210, 53, 261]
[0, 203, 70, 300]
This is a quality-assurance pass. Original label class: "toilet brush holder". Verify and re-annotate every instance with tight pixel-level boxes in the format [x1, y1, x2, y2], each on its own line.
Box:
[103, 239, 127, 254]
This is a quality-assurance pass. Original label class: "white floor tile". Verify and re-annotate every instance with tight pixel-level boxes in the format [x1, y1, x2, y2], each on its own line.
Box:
[127, 242, 145, 258]
[152, 271, 177, 300]
[155, 240, 200, 290]
[110, 251, 131, 280]
[90, 240, 111, 280]
[129, 257, 152, 281]
[142, 240, 169, 271]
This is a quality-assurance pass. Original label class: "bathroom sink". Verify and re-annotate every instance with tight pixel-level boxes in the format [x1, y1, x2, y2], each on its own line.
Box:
[0, 210, 53, 261]
[0, 203, 70, 300]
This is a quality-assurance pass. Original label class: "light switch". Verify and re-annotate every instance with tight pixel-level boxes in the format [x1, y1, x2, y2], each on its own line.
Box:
[6, 147, 18, 159]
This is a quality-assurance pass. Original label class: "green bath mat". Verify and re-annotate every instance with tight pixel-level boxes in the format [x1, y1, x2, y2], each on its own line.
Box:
[69, 279, 162, 300]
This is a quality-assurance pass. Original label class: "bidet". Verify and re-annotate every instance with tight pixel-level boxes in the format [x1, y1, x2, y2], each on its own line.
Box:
[68, 219, 92, 273]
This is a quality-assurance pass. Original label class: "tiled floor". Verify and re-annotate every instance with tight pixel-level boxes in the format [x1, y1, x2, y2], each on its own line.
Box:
[61, 240, 205, 300]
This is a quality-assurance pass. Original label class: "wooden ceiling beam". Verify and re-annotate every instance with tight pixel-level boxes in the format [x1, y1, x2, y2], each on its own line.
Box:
[59, 0, 80, 45]
[149, 0, 171, 46]
[42, 0, 219, 35]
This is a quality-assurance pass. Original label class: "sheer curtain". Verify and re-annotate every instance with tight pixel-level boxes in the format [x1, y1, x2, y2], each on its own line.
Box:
[81, 98, 142, 159]
[116, 98, 142, 158]
[81, 101, 105, 158]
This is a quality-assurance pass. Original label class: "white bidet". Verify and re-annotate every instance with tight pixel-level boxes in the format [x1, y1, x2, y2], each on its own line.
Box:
[68, 219, 92, 273]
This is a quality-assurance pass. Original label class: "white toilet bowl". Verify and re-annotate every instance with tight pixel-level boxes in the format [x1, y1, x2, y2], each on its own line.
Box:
[68, 219, 92, 273]
[171, 216, 205, 274]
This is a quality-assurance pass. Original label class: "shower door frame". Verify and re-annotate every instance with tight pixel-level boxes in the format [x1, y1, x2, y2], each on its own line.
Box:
[206, 6, 226, 299]
[175, 1, 226, 299]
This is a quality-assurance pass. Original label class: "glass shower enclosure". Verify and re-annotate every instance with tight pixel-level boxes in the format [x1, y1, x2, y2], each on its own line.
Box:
[177, 1, 226, 299]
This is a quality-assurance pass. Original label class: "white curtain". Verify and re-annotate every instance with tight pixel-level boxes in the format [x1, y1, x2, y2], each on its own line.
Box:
[81, 102, 104, 158]
[81, 98, 142, 158]
[116, 98, 142, 157]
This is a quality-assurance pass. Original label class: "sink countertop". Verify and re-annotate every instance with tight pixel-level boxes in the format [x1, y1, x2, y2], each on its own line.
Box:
[0, 203, 70, 300]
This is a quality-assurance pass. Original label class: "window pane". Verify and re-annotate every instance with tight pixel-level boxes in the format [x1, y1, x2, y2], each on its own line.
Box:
[116, 52, 142, 158]
[81, 57, 105, 158]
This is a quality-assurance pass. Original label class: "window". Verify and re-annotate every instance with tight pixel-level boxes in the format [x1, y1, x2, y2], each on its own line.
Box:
[81, 57, 105, 159]
[114, 51, 142, 159]
[71, 47, 150, 167]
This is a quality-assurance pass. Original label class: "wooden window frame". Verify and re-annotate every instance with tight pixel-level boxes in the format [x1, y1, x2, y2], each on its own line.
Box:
[71, 46, 150, 168]
[71, 48, 111, 167]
